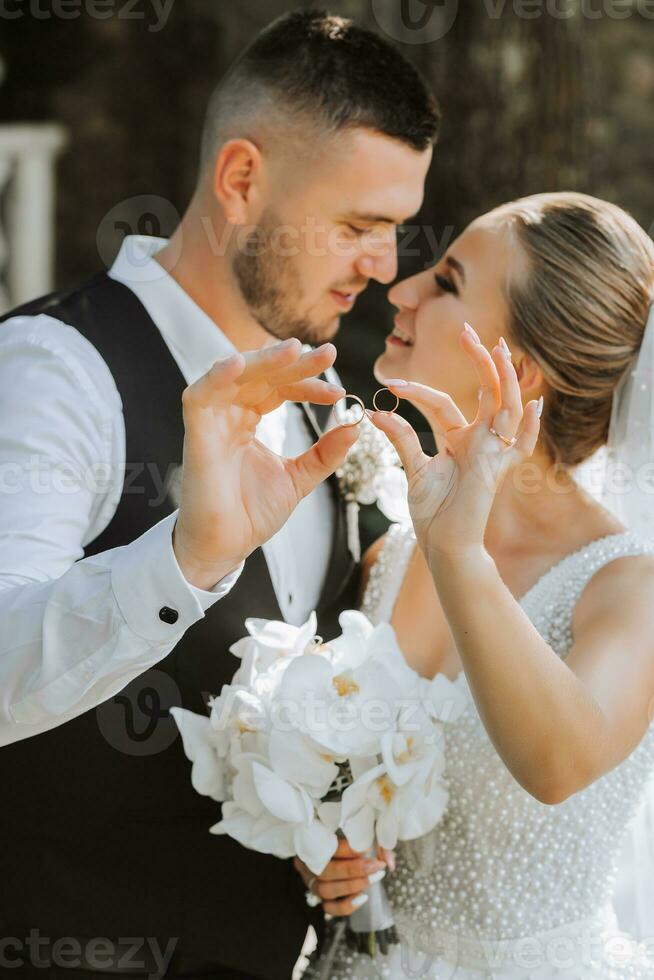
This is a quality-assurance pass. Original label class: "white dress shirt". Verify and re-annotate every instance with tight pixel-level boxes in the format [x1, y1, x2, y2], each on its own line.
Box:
[0, 235, 335, 745]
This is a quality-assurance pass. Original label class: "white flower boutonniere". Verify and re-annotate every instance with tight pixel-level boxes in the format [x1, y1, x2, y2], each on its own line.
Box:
[335, 409, 411, 563]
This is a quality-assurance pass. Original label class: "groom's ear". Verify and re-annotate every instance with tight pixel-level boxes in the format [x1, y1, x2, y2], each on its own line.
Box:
[212, 138, 264, 225]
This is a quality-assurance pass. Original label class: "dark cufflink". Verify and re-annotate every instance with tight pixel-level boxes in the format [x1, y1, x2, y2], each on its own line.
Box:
[159, 606, 179, 625]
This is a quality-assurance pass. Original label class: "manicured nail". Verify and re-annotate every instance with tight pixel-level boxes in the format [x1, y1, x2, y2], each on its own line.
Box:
[536, 395, 544, 418]
[351, 894, 369, 909]
[278, 338, 299, 350]
[368, 869, 386, 885]
[328, 383, 346, 395]
[464, 321, 481, 344]
[386, 851, 396, 873]
[365, 409, 375, 420]
[384, 379, 408, 387]
[499, 336, 512, 359]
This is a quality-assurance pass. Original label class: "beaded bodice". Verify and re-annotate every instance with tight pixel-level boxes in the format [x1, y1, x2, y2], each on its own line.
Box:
[360, 523, 654, 944]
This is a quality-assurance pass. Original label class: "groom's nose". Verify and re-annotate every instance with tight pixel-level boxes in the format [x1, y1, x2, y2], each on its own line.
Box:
[355, 238, 398, 285]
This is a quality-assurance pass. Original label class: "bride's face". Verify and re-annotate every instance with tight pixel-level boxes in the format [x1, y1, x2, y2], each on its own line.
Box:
[375, 216, 524, 424]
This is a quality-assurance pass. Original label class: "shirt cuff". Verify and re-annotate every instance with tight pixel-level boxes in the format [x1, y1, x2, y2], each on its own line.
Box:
[190, 561, 245, 611]
[111, 511, 243, 642]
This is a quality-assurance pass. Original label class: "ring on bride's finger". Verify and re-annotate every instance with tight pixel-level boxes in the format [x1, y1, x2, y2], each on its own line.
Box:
[372, 388, 400, 414]
[332, 393, 365, 427]
[489, 426, 517, 448]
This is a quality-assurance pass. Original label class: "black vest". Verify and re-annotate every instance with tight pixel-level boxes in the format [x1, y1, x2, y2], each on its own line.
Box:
[0, 273, 359, 979]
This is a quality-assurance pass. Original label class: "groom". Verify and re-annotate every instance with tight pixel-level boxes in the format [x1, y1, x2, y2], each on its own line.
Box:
[0, 11, 437, 979]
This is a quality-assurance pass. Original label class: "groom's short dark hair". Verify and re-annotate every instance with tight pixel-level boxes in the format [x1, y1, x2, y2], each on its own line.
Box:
[200, 10, 440, 168]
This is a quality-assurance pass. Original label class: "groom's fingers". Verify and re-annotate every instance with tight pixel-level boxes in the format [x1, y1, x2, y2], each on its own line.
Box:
[254, 378, 345, 416]
[182, 352, 247, 412]
[237, 343, 338, 406]
[185, 339, 307, 410]
[285, 423, 361, 500]
[260, 343, 337, 388]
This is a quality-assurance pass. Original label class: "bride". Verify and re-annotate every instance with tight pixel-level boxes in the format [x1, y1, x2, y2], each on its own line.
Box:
[299, 192, 654, 979]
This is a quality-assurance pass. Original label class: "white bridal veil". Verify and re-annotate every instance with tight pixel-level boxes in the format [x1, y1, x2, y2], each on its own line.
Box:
[572, 302, 654, 943]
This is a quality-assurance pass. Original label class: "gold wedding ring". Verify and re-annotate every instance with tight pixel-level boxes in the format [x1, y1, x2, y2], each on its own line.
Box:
[332, 393, 366, 428]
[372, 388, 400, 414]
[489, 426, 517, 448]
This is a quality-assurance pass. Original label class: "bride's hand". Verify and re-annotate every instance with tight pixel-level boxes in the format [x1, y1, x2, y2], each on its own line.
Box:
[293, 840, 390, 916]
[368, 324, 542, 561]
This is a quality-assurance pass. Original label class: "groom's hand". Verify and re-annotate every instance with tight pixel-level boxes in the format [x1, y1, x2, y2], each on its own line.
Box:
[173, 339, 359, 590]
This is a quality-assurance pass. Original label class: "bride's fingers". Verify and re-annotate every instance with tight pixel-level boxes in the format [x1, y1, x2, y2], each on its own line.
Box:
[316, 874, 379, 903]
[460, 324, 501, 423]
[510, 398, 542, 460]
[489, 342, 523, 440]
[384, 381, 467, 433]
[366, 409, 427, 482]
[316, 856, 384, 884]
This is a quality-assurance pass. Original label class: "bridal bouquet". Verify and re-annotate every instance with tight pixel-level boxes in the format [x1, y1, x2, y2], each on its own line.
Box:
[171, 610, 468, 957]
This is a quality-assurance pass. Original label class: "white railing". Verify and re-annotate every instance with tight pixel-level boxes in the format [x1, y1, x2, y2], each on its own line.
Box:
[0, 124, 68, 313]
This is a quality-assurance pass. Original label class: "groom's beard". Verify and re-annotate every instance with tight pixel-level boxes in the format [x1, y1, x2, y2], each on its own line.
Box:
[232, 212, 341, 346]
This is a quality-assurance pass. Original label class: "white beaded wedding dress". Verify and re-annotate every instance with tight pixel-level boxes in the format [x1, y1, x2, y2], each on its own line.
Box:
[304, 522, 654, 980]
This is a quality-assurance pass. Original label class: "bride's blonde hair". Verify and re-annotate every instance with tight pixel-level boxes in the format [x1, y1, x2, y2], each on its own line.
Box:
[494, 192, 654, 468]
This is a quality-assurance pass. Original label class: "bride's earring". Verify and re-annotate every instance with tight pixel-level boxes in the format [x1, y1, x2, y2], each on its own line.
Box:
[372, 388, 400, 414]
[332, 393, 366, 428]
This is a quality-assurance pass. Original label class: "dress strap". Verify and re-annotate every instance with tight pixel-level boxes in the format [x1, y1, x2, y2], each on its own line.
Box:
[360, 523, 416, 626]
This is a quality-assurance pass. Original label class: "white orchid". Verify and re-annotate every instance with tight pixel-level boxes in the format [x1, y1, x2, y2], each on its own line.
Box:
[206, 685, 271, 769]
[211, 753, 338, 875]
[268, 727, 339, 799]
[340, 748, 448, 852]
[278, 649, 400, 759]
[230, 612, 319, 688]
[375, 464, 411, 525]
[424, 671, 472, 724]
[170, 707, 227, 802]
[173, 607, 456, 895]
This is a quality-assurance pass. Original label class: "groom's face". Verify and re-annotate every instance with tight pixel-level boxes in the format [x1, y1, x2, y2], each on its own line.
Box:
[233, 129, 432, 345]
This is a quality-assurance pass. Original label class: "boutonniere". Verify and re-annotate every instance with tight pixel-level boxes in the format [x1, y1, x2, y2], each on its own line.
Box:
[335, 409, 411, 563]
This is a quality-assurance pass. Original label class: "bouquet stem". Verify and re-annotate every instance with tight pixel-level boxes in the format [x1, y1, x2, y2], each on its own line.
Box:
[344, 846, 398, 958]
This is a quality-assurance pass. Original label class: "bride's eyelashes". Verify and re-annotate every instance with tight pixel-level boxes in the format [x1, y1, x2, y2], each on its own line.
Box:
[434, 272, 458, 295]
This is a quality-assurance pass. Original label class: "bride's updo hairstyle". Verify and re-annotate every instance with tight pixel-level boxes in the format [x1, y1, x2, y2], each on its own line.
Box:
[494, 192, 654, 468]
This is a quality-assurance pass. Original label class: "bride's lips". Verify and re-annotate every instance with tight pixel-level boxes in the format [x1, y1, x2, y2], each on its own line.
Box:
[386, 334, 413, 348]
[386, 317, 415, 349]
